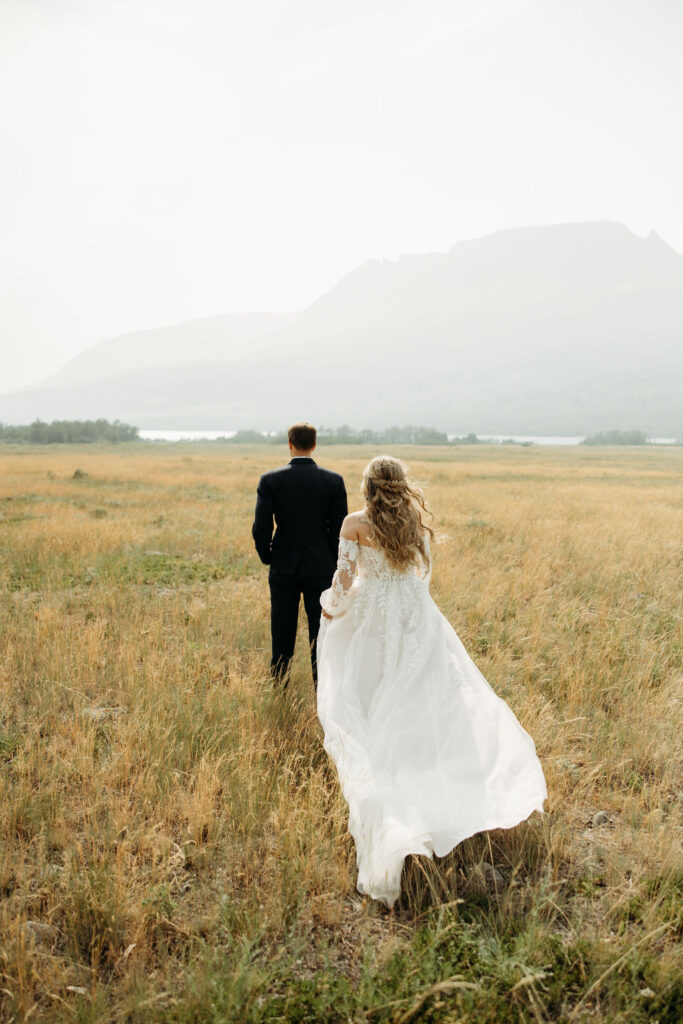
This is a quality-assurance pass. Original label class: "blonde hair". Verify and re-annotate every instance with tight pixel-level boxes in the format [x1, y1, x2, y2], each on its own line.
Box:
[361, 455, 434, 570]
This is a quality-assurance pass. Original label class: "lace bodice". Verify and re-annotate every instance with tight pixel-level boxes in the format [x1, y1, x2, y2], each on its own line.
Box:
[320, 536, 431, 617]
[357, 544, 406, 579]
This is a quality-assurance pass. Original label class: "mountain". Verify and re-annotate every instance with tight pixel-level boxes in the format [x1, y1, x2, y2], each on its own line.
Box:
[2, 221, 681, 435]
[44, 312, 298, 388]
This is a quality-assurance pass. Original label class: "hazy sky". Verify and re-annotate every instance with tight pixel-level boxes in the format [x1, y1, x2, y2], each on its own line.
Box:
[1, 0, 682, 390]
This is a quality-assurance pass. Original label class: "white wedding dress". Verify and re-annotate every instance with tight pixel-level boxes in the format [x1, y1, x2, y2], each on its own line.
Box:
[316, 536, 547, 908]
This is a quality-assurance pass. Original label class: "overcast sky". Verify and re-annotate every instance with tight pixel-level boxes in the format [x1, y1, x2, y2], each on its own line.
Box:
[1, 0, 681, 391]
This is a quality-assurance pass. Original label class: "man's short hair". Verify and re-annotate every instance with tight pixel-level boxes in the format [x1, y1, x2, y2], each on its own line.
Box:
[288, 421, 317, 450]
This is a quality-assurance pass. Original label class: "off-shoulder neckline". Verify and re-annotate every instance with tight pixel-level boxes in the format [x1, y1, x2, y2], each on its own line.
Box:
[341, 538, 379, 551]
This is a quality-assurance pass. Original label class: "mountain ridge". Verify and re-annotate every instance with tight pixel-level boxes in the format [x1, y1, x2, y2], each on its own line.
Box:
[44, 311, 298, 388]
[2, 221, 681, 435]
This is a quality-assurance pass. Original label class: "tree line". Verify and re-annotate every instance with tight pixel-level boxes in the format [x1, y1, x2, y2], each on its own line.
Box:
[580, 430, 650, 446]
[226, 426, 488, 446]
[0, 419, 139, 444]
[0, 421, 669, 447]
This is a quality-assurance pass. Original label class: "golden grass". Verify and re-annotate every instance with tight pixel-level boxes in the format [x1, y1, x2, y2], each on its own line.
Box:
[0, 442, 681, 1023]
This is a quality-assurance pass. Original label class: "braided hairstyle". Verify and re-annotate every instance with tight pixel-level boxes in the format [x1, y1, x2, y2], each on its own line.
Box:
[361, 455, 434, 570]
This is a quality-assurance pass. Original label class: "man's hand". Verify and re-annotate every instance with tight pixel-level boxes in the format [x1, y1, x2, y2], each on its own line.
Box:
[252, 476, 275, 565]
[322, 609, 334, 620]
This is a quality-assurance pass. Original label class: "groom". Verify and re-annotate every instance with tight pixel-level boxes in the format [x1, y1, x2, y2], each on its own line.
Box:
[252, 421, 348, 687]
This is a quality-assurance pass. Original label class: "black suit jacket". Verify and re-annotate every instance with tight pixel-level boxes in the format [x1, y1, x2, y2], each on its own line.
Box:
[252, 458, 348, 577]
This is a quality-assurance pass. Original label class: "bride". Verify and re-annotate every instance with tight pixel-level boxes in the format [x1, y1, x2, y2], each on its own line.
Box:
[316, 455, 547, 908]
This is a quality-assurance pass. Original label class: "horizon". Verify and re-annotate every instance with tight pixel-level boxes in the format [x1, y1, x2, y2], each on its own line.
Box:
[3, 216, 679, 396]
[1, 214, 681, 437]
[1, 423, 679, 445]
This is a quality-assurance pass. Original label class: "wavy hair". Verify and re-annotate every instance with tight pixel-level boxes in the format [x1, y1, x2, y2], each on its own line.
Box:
[361, 455, 434, 570]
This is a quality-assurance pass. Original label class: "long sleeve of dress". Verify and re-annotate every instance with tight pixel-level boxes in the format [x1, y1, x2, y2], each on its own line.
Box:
[320, 537, 359, 617]
[416, 534, 432, 587]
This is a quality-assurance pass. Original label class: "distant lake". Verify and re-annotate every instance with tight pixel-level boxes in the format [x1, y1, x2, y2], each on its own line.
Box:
[465, 434, 585, 446]
[472, 435, 677, 446]
[140, 429, 237, 442]
[139, 430, 677, 446]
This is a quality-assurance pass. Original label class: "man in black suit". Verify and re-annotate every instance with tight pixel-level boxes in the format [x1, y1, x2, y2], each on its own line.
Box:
[252, 421, 348, 687]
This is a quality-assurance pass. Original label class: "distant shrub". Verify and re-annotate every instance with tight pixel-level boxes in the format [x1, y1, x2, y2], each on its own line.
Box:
[313, 425, 452, 445]
[450, 432, 483, 445]
[223, 430, 273, 444]
[226, 425, 452, 446]
[0, 419, 139, 444]
[581, 430, 649, 446]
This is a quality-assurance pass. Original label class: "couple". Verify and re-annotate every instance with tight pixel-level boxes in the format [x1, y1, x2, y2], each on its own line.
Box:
[252, 422, 547, 908]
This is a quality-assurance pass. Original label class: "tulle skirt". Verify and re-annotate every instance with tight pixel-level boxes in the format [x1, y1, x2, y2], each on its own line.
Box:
[316, 574, 547, 907]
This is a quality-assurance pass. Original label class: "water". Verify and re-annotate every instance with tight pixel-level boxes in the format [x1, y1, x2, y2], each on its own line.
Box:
[463, 434, 585, 445]
[139, 430, 678, 446]
[140, 429, 237, 442]
[449, 434, 677, 445]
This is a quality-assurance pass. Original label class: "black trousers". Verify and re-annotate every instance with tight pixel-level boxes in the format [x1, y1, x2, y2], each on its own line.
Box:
[268, 571, 332, 687]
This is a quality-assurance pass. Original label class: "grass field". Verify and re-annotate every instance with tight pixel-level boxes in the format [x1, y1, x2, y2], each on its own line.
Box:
[0, 442, 681, 1023]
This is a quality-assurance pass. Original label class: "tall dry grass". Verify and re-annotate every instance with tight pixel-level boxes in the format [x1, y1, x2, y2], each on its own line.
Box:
[0, 443, 680, 1022]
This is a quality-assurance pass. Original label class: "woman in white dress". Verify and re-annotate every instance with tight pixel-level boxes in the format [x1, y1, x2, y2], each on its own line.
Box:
[316, 455, 547, 908]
